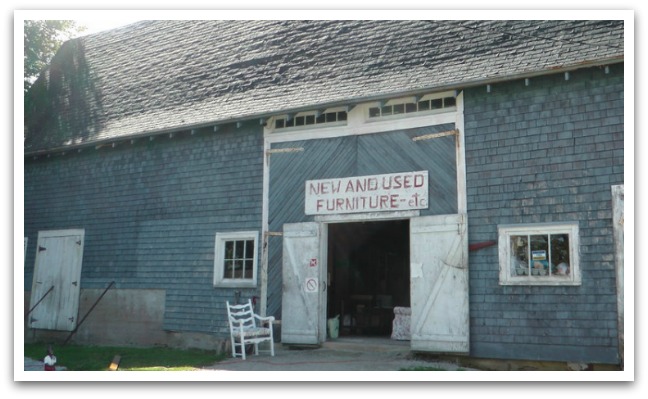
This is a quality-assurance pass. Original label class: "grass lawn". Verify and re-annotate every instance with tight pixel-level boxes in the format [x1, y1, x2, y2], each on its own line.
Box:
[25, 342, 226, 371]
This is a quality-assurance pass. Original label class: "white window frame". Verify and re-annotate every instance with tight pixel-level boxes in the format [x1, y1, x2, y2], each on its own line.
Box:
[498, 222, 581, 286]
[213, 231, 259, 288]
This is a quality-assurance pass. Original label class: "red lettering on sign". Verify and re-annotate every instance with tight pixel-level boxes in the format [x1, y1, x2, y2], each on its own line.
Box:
[414, 173, 425, 187]
[310, 181, 342, 195]
[390, 194, 399, 208]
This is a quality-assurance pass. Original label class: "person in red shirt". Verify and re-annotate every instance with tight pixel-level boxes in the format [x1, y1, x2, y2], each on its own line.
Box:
[43, 346, 57, 371]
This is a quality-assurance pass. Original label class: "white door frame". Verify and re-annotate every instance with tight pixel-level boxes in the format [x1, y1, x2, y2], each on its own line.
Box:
[261, 92, 469, 352]
[260, 92, 467, 318]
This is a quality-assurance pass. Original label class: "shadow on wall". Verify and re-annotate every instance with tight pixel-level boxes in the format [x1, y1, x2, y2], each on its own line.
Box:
[24, 38, 105, 152]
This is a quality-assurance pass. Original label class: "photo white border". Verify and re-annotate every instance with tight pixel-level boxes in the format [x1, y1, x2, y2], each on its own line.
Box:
[10, 3, 638, 394]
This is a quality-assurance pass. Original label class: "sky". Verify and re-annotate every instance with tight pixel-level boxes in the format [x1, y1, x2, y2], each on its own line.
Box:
[72, 17, 142, 37]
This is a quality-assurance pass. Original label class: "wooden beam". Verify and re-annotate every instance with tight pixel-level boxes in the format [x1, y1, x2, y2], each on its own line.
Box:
[469, 241, 497, 252]
[266, 147, 304, 155]
[412, 129, 458, 142]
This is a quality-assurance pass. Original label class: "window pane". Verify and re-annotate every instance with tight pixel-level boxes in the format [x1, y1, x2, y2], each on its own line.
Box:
[369, 107, 380, 118]
[295, 116, 305, 126]
[225, 241, 234, 260]
[530, 235, 549, 276]
[381, 105, 393, 116]
[431, 98, 443, 109]
[551, 234, 571, 276]
[326, 112, 336, 122]
[393, 103, 405, 114]
[510, 235, 529, 276]
[444, 97, 456, 107]
[223, 260, 234, 279]
[316, 113, 326, 123]
[418, 100, 430, 111]
[275, 119, 285, 129]
[245, 240, 254, 259]
[337, 111, 347, 121]
[405, 102, 417, 113]
[235, 240, 244, 259]
[305, 115, 315, 125]
[244, 260, 254, 279]
[233, 260, 244, 279]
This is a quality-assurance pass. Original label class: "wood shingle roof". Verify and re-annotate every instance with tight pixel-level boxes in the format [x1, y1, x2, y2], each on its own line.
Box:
[24, 19, 624, 154]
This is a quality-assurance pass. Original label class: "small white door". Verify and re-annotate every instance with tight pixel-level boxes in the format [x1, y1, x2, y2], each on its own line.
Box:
[410, 214, 469, 353]
[29, 229, 85, 331]
[281, 222, 327, 344]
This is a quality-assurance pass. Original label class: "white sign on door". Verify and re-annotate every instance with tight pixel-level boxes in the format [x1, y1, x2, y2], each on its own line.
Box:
[305, 171, 429, 215]
[304, 278, 319, 293]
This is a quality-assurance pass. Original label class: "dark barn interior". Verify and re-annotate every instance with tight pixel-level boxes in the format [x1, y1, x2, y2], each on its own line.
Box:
[327, 220, 410, 336]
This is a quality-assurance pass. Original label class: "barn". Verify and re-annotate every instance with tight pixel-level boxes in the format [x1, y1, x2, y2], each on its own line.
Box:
[23, 19, 626, 368]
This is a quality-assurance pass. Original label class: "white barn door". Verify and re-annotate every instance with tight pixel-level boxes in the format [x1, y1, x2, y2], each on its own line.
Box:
[410, 214, 469, 353]
[29, 229, 85, 331]
[281, 222, 327, 345]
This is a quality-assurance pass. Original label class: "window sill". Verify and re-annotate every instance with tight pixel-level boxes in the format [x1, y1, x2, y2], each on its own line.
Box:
[213, 280, 257, 289]
[499, 277, 581, 286]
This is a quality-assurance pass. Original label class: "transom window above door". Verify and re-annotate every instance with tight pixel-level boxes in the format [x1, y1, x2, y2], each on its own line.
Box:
[367, 94, 456, 119]
[273, 110, 347, 130]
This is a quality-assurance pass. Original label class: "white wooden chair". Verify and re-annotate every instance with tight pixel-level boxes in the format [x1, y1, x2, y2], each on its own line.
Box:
[226, 299, 275, 360]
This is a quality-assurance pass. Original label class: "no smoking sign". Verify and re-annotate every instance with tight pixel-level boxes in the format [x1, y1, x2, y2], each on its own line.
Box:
[304, 278, 319, 293]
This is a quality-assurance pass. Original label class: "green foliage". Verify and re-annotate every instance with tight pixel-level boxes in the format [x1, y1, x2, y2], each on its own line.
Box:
[23, 20, 85, 93]
[25, 343, 225, 371]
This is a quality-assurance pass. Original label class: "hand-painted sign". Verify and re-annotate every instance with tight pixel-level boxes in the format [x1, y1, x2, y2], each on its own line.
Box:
[305, 171, 429, 215]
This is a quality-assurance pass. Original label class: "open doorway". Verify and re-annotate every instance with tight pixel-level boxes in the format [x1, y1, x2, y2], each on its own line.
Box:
[327, 220, 410, 337]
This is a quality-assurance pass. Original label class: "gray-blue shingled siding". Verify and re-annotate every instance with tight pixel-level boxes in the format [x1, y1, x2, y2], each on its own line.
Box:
[24, 122, 264, 337]
[463, 64, 624, 364]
